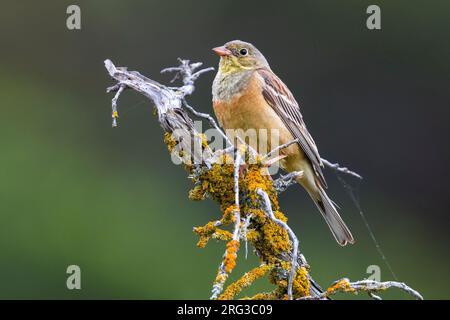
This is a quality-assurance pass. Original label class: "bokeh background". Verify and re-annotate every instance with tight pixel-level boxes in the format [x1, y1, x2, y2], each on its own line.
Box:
[1, 0, 449, 299]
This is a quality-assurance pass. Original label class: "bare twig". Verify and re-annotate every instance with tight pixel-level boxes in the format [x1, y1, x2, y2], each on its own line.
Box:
[241, 214, 252, 259]
[232, 149, 242, 240]
[261, 139, 299, 161]
[161, 58, 214, 96]
[110, 84, 125, 127]
[300, 278, 423, 300]
[104, 58, 213, 129]
[256, 188, 300, 300]
[260, 140, 362, 180]
[182, 100, 234, 149]
[321, 158, 362, 180]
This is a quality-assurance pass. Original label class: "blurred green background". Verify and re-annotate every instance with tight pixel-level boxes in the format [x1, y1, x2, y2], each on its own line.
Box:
[0, 0, 449, 299]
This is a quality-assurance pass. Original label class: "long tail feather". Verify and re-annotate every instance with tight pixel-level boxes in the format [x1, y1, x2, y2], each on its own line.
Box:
[314, 187, 355, 246]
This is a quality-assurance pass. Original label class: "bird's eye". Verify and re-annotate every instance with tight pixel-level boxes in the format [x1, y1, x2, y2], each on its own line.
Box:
[239, 48, 248, 56]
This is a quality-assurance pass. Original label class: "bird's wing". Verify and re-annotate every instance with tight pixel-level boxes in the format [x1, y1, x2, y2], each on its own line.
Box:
[257, 68, 327, 187]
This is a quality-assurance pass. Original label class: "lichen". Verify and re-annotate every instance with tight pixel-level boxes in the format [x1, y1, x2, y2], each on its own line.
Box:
[163, 132, 177, 153]
[218, 264, 272, 300]
[326, 278, 356, 297]
[293, 266, 310, 297]
[223, 239, 240, 273]
[162, 134, 311, 299]
[243, 292, 279, 300]
[194, 157, 310, 299]
[194, 158, 235, 210]
[193, 221, 233, 248]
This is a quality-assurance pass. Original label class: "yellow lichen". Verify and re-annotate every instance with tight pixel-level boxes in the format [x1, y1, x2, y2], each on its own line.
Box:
[222, 205, 238, 224]
[193, 221, 217, 248]
[214, 273, 227, 285]
[243, 292, 279, 300]
[188, 184, 206, 201]
[224, 240, 240, 273]
[218, 264, 272, 300]
[163, 132, 195, 172]
[213, 229, 233, 242]
[245, 208, 291, 266]
[165, 141, 310, 299]
[293, 266, 310, 297]
[163, 132, 177, 153]
[193, 221, 233, 248]
[196, 160, 235, 209]
[326, 278, 355, 297]
[245, 230, 259, 242]
[198, 133, 209, 149]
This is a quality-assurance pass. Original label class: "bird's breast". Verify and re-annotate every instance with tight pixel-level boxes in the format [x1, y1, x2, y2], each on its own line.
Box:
[213, 74, 301, 160]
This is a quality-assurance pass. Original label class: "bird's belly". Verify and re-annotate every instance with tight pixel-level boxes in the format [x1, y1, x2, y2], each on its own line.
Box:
[213, 94, 306, 166]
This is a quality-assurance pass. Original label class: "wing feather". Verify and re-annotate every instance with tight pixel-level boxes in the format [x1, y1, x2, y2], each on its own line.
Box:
[257, 68, 327, 187]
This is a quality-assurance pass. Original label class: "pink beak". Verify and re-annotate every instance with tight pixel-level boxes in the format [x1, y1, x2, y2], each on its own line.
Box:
[212, 46, 232, 57]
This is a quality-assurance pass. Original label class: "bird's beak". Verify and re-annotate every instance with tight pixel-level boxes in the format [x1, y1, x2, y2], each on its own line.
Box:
[212, 46, 232, 57]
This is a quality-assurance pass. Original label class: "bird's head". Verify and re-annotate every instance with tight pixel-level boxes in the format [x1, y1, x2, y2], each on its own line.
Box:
[213, 40, 269, 75]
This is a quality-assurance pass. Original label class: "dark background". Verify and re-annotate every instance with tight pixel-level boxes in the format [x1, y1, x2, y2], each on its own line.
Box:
[0, 0, 449, 299]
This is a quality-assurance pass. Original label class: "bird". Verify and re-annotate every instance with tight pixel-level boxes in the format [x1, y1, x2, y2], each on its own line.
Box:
[211, 40, 354, 246]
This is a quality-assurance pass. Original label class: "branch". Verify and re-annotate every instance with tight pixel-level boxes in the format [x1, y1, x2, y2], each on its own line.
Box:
[321, 158, 362, 180]
[256, 188, 300, 300]
[261, 139, 299, 161]
[104, 58, 422, 301]
[161, 58, 214, 96]
[241, 214, 252, 260]
[110, 85, 125, 127]
[300, 278, 423, 300]
[210, 148, 242, 299]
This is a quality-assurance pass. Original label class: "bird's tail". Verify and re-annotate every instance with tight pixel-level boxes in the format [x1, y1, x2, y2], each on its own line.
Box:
[313, 186, 355, 246]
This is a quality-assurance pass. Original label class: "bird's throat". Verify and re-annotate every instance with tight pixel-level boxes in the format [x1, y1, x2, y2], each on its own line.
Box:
[212, 68, 253, 102]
